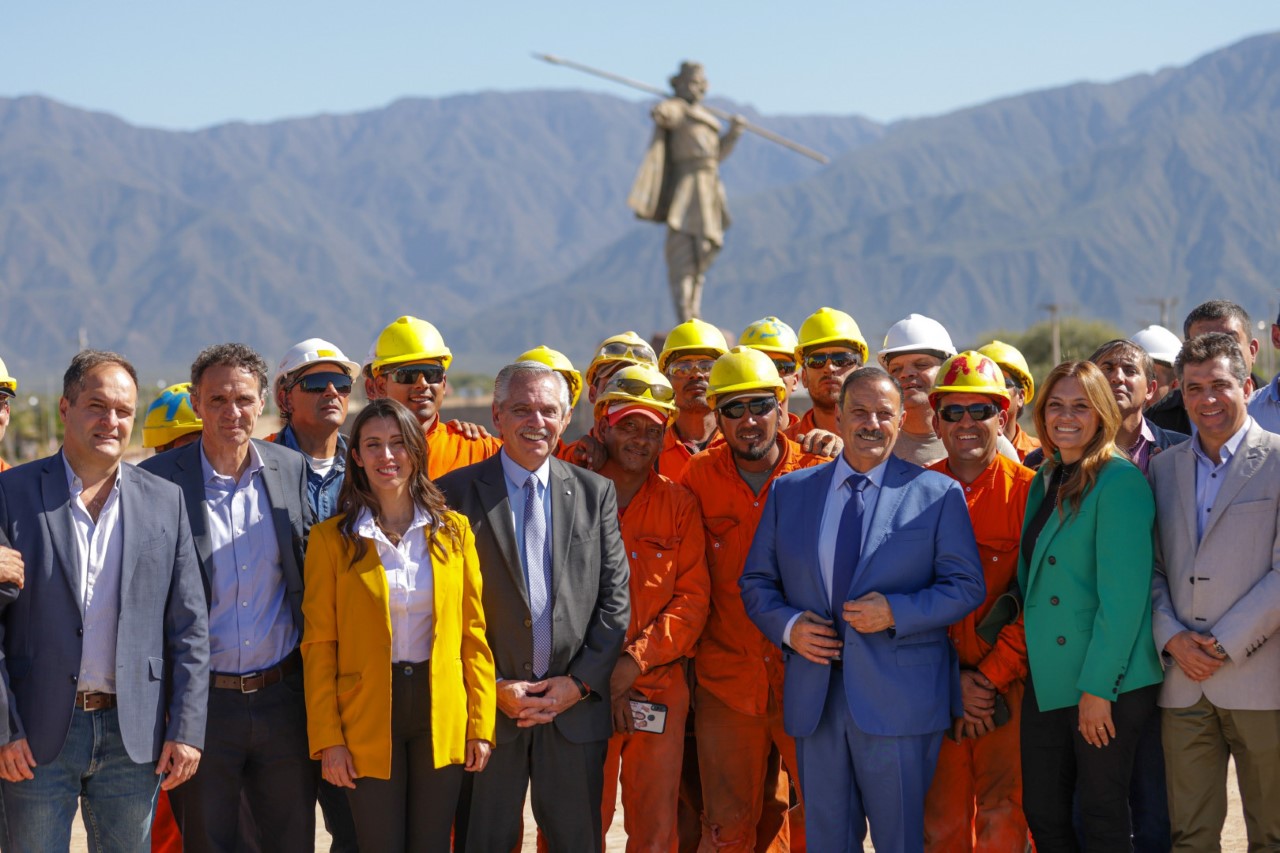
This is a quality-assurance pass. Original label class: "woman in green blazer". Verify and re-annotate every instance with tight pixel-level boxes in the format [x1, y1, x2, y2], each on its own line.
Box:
[1017, 361, 1163, 852]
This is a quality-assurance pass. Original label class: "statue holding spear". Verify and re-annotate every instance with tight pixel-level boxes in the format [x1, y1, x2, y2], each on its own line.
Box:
[535, 55, 828, 323]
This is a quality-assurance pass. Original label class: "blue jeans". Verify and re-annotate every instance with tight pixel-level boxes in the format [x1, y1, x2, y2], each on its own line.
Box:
[1, 707, 160, 852]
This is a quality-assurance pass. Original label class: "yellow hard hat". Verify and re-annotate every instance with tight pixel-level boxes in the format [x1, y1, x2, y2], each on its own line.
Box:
[0, 355, 15, 397]
[518, 345, 583, 408]
[707, 347, 786, 407]
[978, 340, 1034, 402]
[143, 383, 203, 449]
[740, 316, 799, 359]
[929, 352, 1011, 411]
[371, 316, 453, 374]
[659, 319, 729, 372]
[796, 307, 869, 364]
[593, 364, 677, 420]
[584, 331, 658, 389]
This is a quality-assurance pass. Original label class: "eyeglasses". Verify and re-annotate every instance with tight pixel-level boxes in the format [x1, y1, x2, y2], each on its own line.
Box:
[718, 397, 778, 420]
[386, 364, 446, 385]
[596, 341, 657, 363]
[937, 402, 1001, 423]
[289, 371, 353, 395]
[1004, 376, 1020, 390]
[667, 359, 716, 379]
[769, 357, 798, 378]
[803, 351, 859, 371]
[611, 377, 674, 402]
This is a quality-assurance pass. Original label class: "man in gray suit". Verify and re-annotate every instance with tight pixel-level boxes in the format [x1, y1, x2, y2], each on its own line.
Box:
[141, 343, 315, 853]
[437, 361, 630, 853]
[1150, 332, 1280, 851]
[0, 350, 209, 851]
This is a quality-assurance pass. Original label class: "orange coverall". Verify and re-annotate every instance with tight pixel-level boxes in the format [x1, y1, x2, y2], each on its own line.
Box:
[781, 409, 815, 442]
[1008, 421, 1041, 461]
[423, 417, 502, 480]
[601, 471, 711, 852]
[680, 437, 824, 853]
[657, 426, 723, 483]
[923, 454, 1033, 852]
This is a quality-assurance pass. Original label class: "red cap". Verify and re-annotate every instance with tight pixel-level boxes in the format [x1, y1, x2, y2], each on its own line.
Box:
[605, 403, 667, 427]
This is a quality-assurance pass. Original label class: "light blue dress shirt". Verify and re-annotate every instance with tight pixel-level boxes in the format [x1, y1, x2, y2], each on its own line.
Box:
[200, 440, 297, 674]
[1191, 417, 1252, 543]
[1247, 374, 1280, 435]
[782, 455, 888, 646]
[499, 449, 553, 574]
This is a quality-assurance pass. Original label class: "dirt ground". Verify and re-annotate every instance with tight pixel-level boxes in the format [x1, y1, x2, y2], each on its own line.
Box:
[67, 765, 1248, 851]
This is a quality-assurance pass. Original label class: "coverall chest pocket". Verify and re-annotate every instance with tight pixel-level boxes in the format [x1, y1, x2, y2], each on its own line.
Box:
[630, 536, 679, 596]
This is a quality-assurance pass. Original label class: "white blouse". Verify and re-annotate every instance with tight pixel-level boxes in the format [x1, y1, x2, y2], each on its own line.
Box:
[355, 506, 435, 663]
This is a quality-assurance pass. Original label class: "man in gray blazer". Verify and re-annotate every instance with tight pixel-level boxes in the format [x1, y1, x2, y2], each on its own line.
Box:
[437, 361, 630, 853]
[1150, 332, 1280, 851]
[0, 350, 208, 851]
[141, 343, 315, 853]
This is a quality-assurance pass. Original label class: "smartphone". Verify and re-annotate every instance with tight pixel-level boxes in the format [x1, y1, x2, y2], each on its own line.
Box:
[629, 700, 668, 734]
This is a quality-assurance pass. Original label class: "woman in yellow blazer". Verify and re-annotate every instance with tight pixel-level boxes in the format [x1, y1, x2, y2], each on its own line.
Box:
[302, 398, 496, 852]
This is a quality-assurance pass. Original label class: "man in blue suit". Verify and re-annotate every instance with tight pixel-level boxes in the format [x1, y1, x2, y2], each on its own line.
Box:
[741, 366, 985, 853]
[0, 350, 209, 851]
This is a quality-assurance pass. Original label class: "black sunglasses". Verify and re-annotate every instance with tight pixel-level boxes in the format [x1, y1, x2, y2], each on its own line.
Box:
[387, 364, 446, 385]
[718, 397, 778, 420]
[769, 357, 798, 377]
[290, 371, 353, 395]
[612, 377, 675, 401]
[803, 351, 859, 371]
[937, 402, 1001, 423]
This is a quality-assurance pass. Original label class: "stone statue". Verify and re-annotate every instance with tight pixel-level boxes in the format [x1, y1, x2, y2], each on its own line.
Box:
[628, 62, 745, 323]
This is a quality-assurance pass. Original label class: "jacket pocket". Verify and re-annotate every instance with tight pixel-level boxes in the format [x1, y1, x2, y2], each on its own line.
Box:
[1075, 607, 1097, 633]
[148, 657, 165, 681]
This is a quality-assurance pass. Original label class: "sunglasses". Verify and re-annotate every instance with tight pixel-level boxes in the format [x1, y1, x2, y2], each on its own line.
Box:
[718, 397, 778, 420]
[803, 351, 859, 371]
[1004, 376, 1020, 390]
[290, 371, 353, 395]
[769, 357, 798, 378]
[597, 341, 657, 363]
[611, 377, 674, 402]
[667, 359, 716, 379]
[937, 402, 1001, 423]
[387, 364, 446, 385]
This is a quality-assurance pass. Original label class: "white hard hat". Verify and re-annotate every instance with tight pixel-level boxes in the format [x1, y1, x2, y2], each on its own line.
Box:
[878, 314, 957, 366]
[1130, 325, 1182, 366]
[362, 340, 378, 378]
[275, 339, 360, 390]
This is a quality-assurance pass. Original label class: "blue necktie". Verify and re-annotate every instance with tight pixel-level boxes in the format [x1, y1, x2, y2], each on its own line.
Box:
[831, 473, 867, 639]
[523, 473, 552, 678]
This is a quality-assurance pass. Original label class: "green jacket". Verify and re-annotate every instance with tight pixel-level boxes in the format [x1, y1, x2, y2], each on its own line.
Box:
[1018, 454, 1163, 711]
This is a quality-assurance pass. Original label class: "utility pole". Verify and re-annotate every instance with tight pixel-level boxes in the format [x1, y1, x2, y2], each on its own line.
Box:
[1041, 303, 1064, 366]
[1139, 296, 1179, 329]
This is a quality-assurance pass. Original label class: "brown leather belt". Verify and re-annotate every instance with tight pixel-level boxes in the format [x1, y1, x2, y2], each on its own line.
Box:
[212, 652, 300, 694]
[75, 691, 118, 711]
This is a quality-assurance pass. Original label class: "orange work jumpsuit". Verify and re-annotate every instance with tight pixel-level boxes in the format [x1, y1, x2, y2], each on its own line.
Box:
[923, 454, 1033, 852]
[781, 409, 817, 442]
[1008, 421, 1041, 462]
[657, 425, 723, 483]
[423, 417, 502, 480]
[601, 471, 711, 852]
[680, 437, 824, 853]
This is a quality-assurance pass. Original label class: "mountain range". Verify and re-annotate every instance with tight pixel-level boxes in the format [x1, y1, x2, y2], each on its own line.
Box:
[4, 33, 1280, 383]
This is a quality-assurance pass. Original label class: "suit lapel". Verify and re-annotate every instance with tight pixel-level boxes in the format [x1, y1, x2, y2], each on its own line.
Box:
[855, 458, 908, 581]
[549, 460, 577, 603]
[117, 464, 142, 605]
[1025, 501, 1065, 594]
[804, 462, 838, 595]
[1199, 428, 1268, 544]
[176, 443, 214, 572]
[40, 452, 79, 601]
[476, 457, 528, 601]
[257, 446, 299, 580]
[1174, 443, 1199, 552]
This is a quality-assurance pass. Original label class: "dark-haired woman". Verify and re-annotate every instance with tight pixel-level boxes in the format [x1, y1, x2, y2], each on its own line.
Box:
[1018, 361, 1163, 852]
[301, 398, 495, 852]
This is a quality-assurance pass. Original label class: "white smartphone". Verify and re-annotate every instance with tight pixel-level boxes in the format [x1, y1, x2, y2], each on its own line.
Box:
[629, 700, 668, 734]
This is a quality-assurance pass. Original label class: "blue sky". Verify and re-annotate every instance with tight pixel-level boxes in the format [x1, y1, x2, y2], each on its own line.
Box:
[3, 2, 1278, 129]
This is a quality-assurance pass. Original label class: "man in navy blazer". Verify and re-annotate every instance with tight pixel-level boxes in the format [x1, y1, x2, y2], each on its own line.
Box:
[0, 351, 209, 851]
[741, 366, 984, 853]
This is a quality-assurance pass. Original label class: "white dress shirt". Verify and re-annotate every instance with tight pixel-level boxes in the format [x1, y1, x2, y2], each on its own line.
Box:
[356, 506, 435, 663]
[64, 455, 123, 693]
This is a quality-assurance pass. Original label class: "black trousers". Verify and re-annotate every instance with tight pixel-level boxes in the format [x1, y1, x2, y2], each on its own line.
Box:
[345, 662, 463, 853]
[463, 722, 608, 853]
[172, 666, 318, 853]
[1021, 673, 1159, 853]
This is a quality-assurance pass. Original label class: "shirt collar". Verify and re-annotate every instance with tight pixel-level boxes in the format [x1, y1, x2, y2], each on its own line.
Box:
[831, 453, 888, 492]
[353, 504, 431, 542]
[500, 448, 550, 492]
[199, 438, 264, 485]
[1191, 417, 1252, 468]
[1267, 373, 1280, 403]
[1139, 417, 1155, 443]
[62, 452, 122, 498]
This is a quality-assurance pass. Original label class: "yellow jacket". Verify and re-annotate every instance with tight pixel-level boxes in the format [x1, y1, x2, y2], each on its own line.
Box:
[302, 512, 496, 778]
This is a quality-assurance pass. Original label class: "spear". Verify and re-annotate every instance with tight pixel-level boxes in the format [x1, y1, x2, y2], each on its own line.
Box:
[533, 52, 830, 164]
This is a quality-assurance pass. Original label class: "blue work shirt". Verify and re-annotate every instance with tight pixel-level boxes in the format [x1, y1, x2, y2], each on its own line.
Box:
[273, 424, 347, 522]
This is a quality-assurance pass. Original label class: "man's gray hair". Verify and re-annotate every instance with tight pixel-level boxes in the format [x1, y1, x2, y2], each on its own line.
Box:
[838, 366, 903, 412]
[1174, 332, 1249, 385]
[494, 361, 571, 414]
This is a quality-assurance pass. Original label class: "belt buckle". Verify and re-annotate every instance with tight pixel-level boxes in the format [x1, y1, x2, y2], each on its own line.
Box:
[239, 671, 262, 694]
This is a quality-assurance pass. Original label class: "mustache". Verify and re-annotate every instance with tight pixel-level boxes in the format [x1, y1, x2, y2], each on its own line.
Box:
[855, 429, 886, 441]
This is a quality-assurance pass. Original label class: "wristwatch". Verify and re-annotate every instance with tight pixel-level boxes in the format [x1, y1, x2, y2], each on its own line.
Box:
[1212, 640, 1229, 660]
